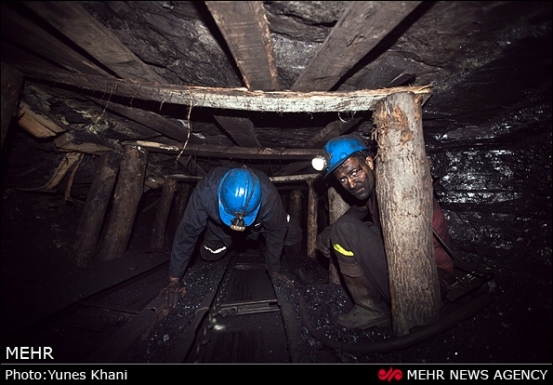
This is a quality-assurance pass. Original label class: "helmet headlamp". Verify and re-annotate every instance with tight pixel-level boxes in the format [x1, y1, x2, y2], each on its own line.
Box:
[313, 136, 369, 178]
[230, 215, 246, 232]
[218, 167, 262, 230]
[311, 155, 328, 171]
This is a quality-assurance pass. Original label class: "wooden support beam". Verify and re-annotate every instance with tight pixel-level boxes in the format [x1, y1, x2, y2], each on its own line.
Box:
[99, 145, 148, 261]
[74, 151, 122, 267]
[306, 179, 318, 260]
[1, 62, 24, 150]
[22, 1, 164, 83]
[167, 184, 191, 243]
[88, 97, 204, 145]
[44, 152, 85, 191]
[288, 190, 302, 226]
[1, 3, 110, 77]
[168, 173, 320, 183]
[22, 67, 432, 113]
[23, 1, 269, 148]
[54, 131, 114, 155]
[17, 101, 66, 138]
[206, 2, 277, 147]
[213, 115, 261, 147]
[63, 152, 84, 201]
[151, 177, 177, 250]
[205, 1, 279, 91]
[126, 140, 320, 160]
[21, 1, 264, 150]
[373, 92, 440, 336]
[292, 1, 422, 92]
[1, 41, 66, 78]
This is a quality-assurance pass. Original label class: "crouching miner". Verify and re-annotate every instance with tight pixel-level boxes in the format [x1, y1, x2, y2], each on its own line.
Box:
[312, 136, 454, 330]
[162, 166, 307, 308]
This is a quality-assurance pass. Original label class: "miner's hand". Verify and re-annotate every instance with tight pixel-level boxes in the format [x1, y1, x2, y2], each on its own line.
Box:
[162, 277, 187, 308]
[315, 226, 332, 258]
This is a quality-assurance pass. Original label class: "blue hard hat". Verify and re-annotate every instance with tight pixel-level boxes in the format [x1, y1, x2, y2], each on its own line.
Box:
[312, 136, 369, 178]
[218, 168, 262, 230]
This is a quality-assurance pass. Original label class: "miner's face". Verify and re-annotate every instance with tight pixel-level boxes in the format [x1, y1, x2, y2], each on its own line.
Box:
[334, 155, 375, 201]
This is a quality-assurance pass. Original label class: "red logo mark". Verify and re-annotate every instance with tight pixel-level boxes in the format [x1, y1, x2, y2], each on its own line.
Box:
[378, 367, 403, 382]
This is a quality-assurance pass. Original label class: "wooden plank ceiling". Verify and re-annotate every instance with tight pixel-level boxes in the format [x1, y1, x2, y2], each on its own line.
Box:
[2, 1, 425, 173]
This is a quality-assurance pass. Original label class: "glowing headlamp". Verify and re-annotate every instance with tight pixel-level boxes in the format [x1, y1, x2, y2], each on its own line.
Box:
[311, 155, 328, 171]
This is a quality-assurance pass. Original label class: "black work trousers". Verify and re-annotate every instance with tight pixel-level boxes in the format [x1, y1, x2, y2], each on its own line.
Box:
[330, 214, 390, 303]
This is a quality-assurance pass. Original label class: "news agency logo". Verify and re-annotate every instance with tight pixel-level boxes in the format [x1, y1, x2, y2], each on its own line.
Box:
[379, 367, 403, 382]
[375, 367, 550, 382]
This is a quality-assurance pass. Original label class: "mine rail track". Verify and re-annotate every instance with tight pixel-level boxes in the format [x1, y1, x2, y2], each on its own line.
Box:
[4, 249, 301, 364]
[175, 250, 294, 363]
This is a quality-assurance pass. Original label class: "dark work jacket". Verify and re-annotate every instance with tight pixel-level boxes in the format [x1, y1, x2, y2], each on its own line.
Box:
[341, 191, 453, 273]
[340, 190, 381, 228]
[169, 167, 289, 279]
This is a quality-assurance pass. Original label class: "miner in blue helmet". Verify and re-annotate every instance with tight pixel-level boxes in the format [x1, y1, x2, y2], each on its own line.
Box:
[162, 166, 307, 308]
[312, 135, 454, 330]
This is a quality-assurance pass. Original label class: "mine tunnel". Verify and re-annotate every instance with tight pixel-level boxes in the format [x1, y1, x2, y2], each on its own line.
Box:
[1, 1, 551, 365]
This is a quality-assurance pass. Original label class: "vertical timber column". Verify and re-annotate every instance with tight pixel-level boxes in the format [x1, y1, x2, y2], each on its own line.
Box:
[288, 189, 302, 225]
[1, 62, 24, 150]
[74, 151, 122, 267]
[168, 183, 191, 242]
[328, 186, 350, 285]
[306, 179, 318, 260]
[99, 145, 148, 261]
[373, 92, 440, 336]
[151, 177, 177, 249]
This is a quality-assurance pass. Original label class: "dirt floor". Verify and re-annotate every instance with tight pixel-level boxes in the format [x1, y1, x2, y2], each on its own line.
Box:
[1, 190, 552, 364]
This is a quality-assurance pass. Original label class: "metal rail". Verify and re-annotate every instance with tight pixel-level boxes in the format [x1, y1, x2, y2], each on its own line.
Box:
[178, 250, 295, 363]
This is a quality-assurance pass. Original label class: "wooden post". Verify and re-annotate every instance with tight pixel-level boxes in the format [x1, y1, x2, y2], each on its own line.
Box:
[167, 182, 192, 244]
[327, 186, 350, 285]
[288, 189, 302, 225]
[74, 151, 121, 267]
[373, 92, 440, 336]
[1, 62, 24, 150]
[306, 179, 318, 260]
[99, 145, 148, 261]
[151, 177, 177, 249]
